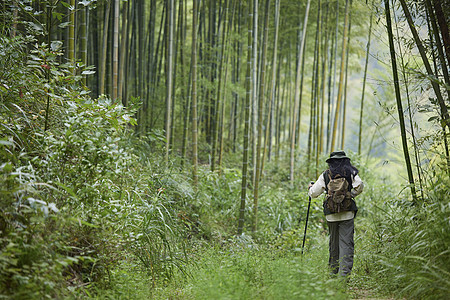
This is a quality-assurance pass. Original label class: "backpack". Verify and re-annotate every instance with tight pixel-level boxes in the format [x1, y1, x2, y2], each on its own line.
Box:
[324, 170, 352, 213]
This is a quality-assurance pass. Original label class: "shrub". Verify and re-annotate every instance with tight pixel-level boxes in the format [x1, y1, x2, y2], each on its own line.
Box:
[1, 29, 189, 296]
[366, 171, 450, 299]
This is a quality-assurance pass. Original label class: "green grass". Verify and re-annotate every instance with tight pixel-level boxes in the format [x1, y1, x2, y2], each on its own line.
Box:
[89, 220, 405, 300]
[182, 248, 345, 300]
[94, 236, 354, 300]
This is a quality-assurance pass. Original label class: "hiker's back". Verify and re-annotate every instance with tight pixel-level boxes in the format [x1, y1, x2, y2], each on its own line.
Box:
[324, 170, 352, 213]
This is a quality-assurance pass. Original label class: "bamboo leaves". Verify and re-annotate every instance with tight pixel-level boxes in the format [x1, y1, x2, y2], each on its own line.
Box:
[384, 0, 417, 203]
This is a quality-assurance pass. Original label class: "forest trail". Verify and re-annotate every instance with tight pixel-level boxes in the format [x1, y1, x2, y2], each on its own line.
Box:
[349, 286, 394, 300]
[2, 0, 449, 298]
[103, 236, 395, 300]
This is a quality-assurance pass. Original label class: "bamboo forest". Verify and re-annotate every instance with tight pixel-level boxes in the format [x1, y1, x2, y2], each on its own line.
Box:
[1, 0, 449, 298]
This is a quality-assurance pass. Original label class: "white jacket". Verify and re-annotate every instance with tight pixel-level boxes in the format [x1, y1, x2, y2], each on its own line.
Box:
[308, 172, 364, 222]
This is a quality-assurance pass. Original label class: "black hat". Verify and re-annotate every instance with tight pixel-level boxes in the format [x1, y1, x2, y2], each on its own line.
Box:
[326, 150, 350, 163]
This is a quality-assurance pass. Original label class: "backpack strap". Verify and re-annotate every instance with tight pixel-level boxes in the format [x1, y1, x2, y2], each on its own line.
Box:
[323, 170, 331, 193]
[345, 171, 353, 192]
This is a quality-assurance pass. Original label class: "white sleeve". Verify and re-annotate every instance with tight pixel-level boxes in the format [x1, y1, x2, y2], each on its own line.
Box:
[351, 174, 364, 197]
[308, 173, 326, 198]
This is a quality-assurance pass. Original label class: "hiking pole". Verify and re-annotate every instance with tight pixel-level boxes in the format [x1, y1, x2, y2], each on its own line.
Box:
[301, 196, 311, 255]
[302, 183, 313, 255]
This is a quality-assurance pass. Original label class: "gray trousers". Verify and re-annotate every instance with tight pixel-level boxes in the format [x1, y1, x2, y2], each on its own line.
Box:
[327, 218, 354, 276]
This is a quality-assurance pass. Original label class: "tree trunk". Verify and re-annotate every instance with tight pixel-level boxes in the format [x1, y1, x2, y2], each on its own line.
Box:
[394, 9, 425, 200]
[181, 0, 191, 166]
[207, 0, 218, 147]
[212, 0, 229, 172]
[425, 0, 450, 174]
[218, 0, 236, 171]
[398, 0, 449, 130]
[384, 0, 417, 203]
[238, 0, 253, 236]
[68, 0, 75, 64]
[330, 0, 350, 152]
[262, 0, 280, 165]
[122, 0, 133, 104]
[251, 0, 259, 185]
[340, 0, 352, 150]
[80, 5, 88, 85]
[44, 1, 53, 131]
[425, 0, 450, 100]
[307, 0, 321, 176]
[318, 2, 329, 156]
[231, 2, 242, 153]
[165, 0, 174, 162]
[118, 0, 129, 103]
[328, 0, 339, 152]
[399, 0, 450, 171]
[432, 0, 450, 68]
[191, 0, 199, 187]
[326, 27, 334, 154]
[112, 0, 119, 100]
[252, 0, 270, 233]
[99, 0, 110, 95]
[358, 0, 374, 155]
[289, 0, 311, 183]
[11, 1, 18, 38]
[274, 51, 283, 159]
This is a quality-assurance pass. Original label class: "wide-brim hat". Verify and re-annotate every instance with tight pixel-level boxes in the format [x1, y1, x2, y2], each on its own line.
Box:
[326, 150, 350, 162]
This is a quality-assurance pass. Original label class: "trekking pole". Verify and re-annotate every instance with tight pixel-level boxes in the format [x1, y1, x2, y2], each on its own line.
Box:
[302, 183, 313, 255]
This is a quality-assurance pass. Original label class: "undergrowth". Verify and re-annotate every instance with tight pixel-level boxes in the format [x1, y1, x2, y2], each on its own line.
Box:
[96, 236, 349, 300]
[2, 13, 449, 300]
[366, 172, 449, 299]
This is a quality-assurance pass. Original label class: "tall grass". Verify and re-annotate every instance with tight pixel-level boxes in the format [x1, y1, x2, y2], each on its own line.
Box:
[129, 237, 348, 300]
[1, 73, 190, 298]
[359, 171, 450, 299]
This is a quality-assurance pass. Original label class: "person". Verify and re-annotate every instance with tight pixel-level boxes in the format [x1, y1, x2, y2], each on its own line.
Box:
[308, 150, 364, 277]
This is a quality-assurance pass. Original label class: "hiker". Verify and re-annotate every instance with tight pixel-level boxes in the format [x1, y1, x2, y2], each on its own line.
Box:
[308, 151, 364, 277]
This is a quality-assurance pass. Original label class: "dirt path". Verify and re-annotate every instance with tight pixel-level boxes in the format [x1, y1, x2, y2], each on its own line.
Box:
[348, 286, 395, 300]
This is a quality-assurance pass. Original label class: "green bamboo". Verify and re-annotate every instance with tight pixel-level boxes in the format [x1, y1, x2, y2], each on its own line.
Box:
[165, 0, 174, 162]
[330, 0, 350, 152]
[99, 0, 110, 95]
[289, 0, 311, 183]
[112, 0, 119, 100]
[191, 0, 199, 187]
[118, 0, 129, 102]
[261, 0, 280, 167]
[68, 0, 75, 63]
[252, 0, 270, 233]
[340, 0, 351, 150]
[358, 0, 374, 155]
[238, 0, 253, 236]
[384, 0, 417, 203]
[80, 5, 87, 85]
[398, 0, 449, 129]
